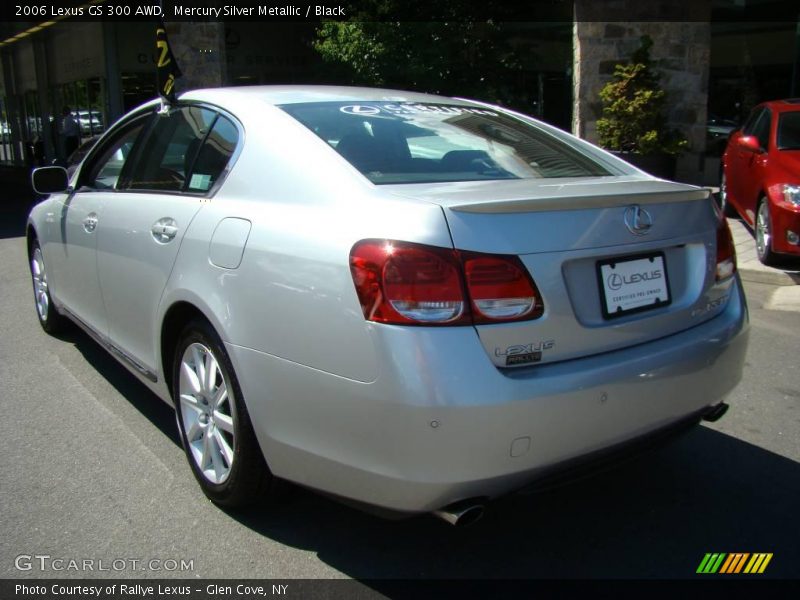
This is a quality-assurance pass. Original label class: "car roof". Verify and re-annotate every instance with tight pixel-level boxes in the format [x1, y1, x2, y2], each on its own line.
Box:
[758, 98, 800, 113]
[179, 85, 479, 107]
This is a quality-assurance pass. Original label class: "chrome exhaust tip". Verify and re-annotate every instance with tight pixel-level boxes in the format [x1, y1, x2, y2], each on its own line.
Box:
[432, 500, 486, 527]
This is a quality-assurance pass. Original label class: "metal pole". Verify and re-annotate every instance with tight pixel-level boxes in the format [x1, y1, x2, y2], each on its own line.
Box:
[103, 21, 124, 122]
[1, 49, 24, 165]
[33, 38, 55, 163]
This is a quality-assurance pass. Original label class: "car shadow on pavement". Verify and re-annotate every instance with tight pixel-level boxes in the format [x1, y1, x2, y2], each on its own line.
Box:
[57, 324, 182, 448]
[226, 425, 800, 580]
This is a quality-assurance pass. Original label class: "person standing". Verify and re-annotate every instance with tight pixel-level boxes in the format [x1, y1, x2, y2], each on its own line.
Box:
[61, 106, 80, 159]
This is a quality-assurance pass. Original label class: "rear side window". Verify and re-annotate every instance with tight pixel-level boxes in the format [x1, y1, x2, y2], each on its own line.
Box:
[124, 107, 217, 192]
[280, 102, 611, 184]
[186, 115, 238, 193]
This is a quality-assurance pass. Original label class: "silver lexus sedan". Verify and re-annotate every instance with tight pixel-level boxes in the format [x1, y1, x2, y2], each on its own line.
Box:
[28, 86, 748, 525]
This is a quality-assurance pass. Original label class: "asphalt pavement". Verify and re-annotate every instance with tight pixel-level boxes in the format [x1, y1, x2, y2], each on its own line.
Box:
[1, 180, 799, 582]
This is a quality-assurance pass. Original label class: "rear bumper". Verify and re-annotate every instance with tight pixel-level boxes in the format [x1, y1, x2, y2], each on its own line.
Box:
[229, 276, 749, 513]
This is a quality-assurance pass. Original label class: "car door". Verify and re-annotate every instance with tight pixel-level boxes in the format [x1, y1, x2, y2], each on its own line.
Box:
[738, 107, 772, 224]
[95, 105, 239, 376]
[50, 113, 151, 335]
[726, 106, 763, 212]
[726, 106, 770, 222]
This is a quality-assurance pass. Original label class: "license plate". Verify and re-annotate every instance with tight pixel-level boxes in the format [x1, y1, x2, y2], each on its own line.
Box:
[597, 253, 671, 319]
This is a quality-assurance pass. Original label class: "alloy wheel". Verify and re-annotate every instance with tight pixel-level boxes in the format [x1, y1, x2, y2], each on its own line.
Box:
[755, 201, 771, 260]
[31, 247, 50, 320]
[178, 342, 236, 484]
[719, 173, 728, 212]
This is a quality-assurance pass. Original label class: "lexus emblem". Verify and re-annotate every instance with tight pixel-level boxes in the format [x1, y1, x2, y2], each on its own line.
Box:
[340, 105, 381, 116]
[607, 273, 623, 290]
[624, 205, 653, 236]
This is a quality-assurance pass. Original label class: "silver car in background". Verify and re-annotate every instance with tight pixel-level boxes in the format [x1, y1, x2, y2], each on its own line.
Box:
[27, 86, 748, 525]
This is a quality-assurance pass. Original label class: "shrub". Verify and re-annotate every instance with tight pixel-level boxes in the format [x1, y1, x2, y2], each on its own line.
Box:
[596, 36, 688, 155]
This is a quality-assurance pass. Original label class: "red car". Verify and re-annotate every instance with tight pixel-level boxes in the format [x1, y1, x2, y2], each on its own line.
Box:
[720, 99, 800, 264]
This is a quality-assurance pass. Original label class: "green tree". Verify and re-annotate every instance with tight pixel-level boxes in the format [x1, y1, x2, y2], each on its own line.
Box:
[596, 36, 687, 155]
[313, 2, 537, 111]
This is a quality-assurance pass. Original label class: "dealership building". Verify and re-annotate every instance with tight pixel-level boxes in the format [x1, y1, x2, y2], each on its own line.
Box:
[1, 0, 799, 184]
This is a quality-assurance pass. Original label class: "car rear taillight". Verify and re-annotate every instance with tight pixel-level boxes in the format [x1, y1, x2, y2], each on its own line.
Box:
[349, 240, 544, 326]
[461, 253, 544, 324]
[716, 217, 737, 281]
[349, 241, 468, 324]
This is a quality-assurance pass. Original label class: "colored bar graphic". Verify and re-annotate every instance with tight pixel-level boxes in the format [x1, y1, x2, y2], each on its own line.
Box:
[719, 554, 735, 573]
[743, 553, 774, 574]
[719, 553, 749, 573]
[697, 553, 714, 573]
[699, 552, 773, 574]
[710, 553, 726, 573]
[733, 553, 750, 573]
[697, 553, 728, 573]
[758, 554, 773, 573]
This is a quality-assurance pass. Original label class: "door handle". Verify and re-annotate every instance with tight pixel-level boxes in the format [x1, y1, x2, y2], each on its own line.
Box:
[82, 213, 98, 233]
[151, 218, 178, 243]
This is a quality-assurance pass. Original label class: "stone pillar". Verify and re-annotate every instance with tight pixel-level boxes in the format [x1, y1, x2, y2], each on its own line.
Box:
[572, 0, 711, 183]
[164, 22, 227, 92]
[103, 22, 125, 124]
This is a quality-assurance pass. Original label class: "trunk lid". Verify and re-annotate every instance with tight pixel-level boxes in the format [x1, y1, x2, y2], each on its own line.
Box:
[386, 176, 732, 368]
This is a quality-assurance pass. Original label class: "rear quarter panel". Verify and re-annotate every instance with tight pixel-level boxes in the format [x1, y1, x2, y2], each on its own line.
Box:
[160, 99, 454, 384]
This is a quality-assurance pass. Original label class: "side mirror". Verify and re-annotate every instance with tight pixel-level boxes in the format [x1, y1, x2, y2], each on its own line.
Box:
[737, 135, 763, 153]
[31, 166, 69, 194]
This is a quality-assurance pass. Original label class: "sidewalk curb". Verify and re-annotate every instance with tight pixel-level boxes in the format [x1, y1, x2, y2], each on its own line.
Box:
[737, 268, 800, 287]
[764, 285, 800, 311]
[727, 218, 800, 287]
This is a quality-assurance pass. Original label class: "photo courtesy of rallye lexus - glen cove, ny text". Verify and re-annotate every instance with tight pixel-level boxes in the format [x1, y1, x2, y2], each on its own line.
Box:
[25, 18, 749, 526]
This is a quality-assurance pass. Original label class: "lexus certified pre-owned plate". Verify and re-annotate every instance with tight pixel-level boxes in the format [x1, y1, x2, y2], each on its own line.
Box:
[597, 253, 671, 319]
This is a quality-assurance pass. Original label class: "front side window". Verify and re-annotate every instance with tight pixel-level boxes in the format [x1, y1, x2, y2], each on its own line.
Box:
[776, 111, 800, 150]
[741, 107, 764, 136]
[125, 106, 217, 192]
[751, 108, 772, 150]
[280, 102, 611, 184]
[80, 117, 149, 190]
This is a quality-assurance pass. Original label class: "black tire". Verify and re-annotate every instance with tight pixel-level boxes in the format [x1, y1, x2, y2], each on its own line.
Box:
[755, 198, 778, 266]
[173, 319, 273, 507]
[718, 170, 736, 217]
[29, 239, 66, 334]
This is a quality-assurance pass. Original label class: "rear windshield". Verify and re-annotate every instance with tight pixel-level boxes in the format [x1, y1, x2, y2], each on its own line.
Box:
[777, 111, 800, 150]
[280, 101, 611, 184]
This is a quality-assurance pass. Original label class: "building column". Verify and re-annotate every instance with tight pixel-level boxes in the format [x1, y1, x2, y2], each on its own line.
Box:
[572, 0, 712, 184]
[33, 39, 55, 163]
[1, 50, 24, 165]
[103, 22, 125, 124]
